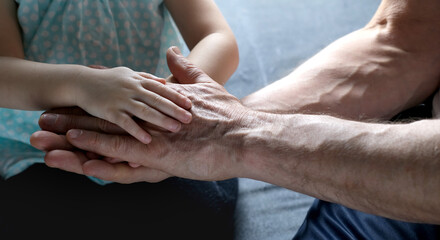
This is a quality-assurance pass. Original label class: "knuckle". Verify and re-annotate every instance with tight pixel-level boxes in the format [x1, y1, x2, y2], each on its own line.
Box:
[139, 106, 152, 117]
[119, 115, 134, 130]
[139, 79, 153, 90]
[106, 111, 120, 125]
[97, 118, 113, 133]
[109, 135, 126, 154]
[151, 94, 163, 106]
[154, 81, 167, 93]
[88, 132, 101, 148]
[187, 66, 204, 80]
[115, 66, 131, 72]
[65, 115, 78, 130]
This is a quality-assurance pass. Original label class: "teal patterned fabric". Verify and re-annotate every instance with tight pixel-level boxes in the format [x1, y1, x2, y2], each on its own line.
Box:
[1, 0, 183, 184]
[0, 110, 44, 179]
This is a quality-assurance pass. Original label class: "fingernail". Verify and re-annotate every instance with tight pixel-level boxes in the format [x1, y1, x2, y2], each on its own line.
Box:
[142, 134, 152, 144]
[185, 99, 192, 109]
[171, 46, 182, 56]
[183, 112, 192, 123]
[41, 113, 57, 126]
[68, 129, 83, 139]
[169, 122, 181, 132]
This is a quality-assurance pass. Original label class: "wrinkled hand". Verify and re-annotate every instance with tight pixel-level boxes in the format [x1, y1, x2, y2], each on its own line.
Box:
[30, 107, 171, 183]
[31, 47, 249, 183]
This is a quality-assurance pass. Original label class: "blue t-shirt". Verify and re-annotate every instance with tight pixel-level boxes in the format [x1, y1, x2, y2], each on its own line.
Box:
[0, 0, 183, 184]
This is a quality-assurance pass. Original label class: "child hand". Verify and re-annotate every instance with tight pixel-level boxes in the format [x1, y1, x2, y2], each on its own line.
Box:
[74, 66, 192, 144]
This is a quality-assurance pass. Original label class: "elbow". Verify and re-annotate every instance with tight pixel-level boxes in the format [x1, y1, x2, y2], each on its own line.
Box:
[226, 33, 239, 75]
[208, 31, 240, 84]
[220, 30, 240, 77]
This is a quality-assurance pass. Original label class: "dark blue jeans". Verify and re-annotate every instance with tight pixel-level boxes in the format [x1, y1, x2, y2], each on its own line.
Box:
[294, 95, 439, 240]
[0, 164, 238, 239]
[293, 199, 439, 240]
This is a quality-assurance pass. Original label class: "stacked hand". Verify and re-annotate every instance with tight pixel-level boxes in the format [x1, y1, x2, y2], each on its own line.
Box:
[74, 65, 192, 144]
[31, 47, 249, 183]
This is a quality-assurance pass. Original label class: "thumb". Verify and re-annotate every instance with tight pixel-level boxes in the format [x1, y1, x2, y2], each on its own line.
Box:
[166, 46, 214, 84]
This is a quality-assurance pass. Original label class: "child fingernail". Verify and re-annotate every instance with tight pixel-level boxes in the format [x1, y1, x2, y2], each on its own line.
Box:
[169, 122, 181, 132]
[184, 112, 192, 123]
[185, 99, 192, 109]
[142, 134, 152, 144]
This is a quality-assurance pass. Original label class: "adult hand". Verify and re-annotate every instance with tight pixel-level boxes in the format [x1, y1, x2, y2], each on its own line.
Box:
[31, 47, 250, 183]
[31, 107, 172, 183]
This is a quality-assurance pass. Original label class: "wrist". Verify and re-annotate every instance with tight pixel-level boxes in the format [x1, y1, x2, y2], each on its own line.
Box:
[35, 64, 90, 109]
[225, 109, 286, 181]
[61, 65, 95, 107]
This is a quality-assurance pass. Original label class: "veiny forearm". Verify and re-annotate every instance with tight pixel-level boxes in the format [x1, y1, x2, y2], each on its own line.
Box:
[241, 5, 440, 120]
[238, 112, 440, 224]
[0, 57, 87, 110]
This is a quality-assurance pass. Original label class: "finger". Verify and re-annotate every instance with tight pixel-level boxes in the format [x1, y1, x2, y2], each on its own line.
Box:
[102, 156, 141, 168]
[128, 162, 141, 168]
[82, 160, 170, 183]
[39, 113, 124, 134]
[103, 157, 121, 164]
[140, 79, 192, 110]
[137, 72, 167, 84]
[102, 157, 141, 168]
[129, 100, 183, 132]
[138, 120, 169, 132]
[131, 92, 191, 125]
[111, 113, 152, 144]
[44, 107, 89, 116]
[44, 149, 89, 175]
[30, 130, 74, 151]
[66, 129, 148, 166]
[166, 46, 214, 84]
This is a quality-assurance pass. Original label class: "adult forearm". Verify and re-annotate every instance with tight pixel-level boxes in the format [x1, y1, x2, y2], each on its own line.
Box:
[242, 0, 440, 120]
[238, 111, 440, 223]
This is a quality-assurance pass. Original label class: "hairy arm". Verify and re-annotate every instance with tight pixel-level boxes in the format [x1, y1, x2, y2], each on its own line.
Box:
[165, 0, 239, 85]
[236, 0, 440, 224]
[235, 111, 440, 224]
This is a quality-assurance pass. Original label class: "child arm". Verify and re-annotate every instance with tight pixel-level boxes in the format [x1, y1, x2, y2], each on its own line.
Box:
[165, 0, 239, 85]
[0, 0, 24, 58]
[0, 58, 192, 143]
[0, 1, 192, 144]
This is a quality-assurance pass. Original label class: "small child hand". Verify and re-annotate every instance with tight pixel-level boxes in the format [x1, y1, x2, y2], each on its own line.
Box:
[74, 66, 192, 144]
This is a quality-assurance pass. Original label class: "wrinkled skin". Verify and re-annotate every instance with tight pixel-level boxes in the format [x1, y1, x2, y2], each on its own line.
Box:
[31, 47, 250, 183]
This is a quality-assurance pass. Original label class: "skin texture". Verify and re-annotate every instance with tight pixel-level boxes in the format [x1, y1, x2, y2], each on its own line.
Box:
[33, 45, 440, 224]
[0, 0, 238, 143]
[30, 0, 440, 225]
[0, 59, 192, 144]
